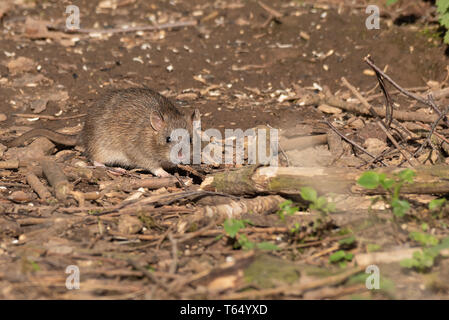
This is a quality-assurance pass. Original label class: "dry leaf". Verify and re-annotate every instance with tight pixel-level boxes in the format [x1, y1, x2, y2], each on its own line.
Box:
[317, 104, 342, 114]
[6, 57, 36, 75]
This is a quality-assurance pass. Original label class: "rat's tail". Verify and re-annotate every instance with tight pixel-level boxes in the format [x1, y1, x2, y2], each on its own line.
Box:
[8, 129, 79, 147]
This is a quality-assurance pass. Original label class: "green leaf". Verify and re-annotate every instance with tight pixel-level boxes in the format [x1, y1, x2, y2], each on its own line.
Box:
[339, 236, 356, 246]
[366, 244, 381, 252]
[414, 251, 435, 268]
[379, 178, 394, 190]
[257, 242, 280, 251]
[398, 169, 415, 183]
[437, 0, 449, 15]
[315, 196, 327, 209]
[326, 202, 336, 213]
[30, 260, 40, 272]
[409, 231, 439, 247]
[329, 250, 346, 263]
[345, 252, 354, 261]
[440, 12, 449, 28]
[300, 187, 317, 202]
[239, 234, 255, 250]
[357, 172, 380, 189]
[386, 0, 398, 6]
[391, 199, 410, 217]
[277, 200, 298, 221]
[279, 200, 293, 210]
[399, 258, 416, 269]
[429, 198, 447, 211]
[444, 30, 449, 45]
[224, 219, 246, 238]
[429, 236, 449, 254]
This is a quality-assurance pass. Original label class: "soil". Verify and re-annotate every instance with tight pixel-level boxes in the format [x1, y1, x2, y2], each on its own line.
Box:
[0, 0, 449, 300]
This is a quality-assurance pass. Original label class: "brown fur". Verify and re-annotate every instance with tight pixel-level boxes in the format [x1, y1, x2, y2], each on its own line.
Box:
[9, 88, 200, 176]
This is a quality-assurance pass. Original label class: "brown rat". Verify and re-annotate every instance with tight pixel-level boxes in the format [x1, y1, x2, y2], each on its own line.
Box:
[9, 87, 200, 177]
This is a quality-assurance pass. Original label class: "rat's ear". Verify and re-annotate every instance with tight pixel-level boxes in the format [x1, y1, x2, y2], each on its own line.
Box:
[150, 111, 165, 131]
[191, 108, 201, 122]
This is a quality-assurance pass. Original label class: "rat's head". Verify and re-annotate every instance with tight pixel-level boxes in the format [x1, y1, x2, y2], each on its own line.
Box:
[149, 108, 200, 167]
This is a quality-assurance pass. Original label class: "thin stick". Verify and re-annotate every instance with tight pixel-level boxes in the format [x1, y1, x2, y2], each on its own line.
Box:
[177, 164, 206, 179]
[364, 55, 449, 127]
[414, 104, 449, 156]
[416, 123, 449, 145]
[369, 108, 419, 166]
[365, 56, 393, 128]
[56, 20, 197, 35]
[13, 113, 86, 121]
[323, 119, 387, 166]
[127, 259, 180, 298]
[356, 147, 397, 169]
[258, 1, 283, 19]
[168, 233, 178, 274]
[364, 55, 429, 105]
[365, 86, 429, 101]
[427, 94, 449, 127]
[220, 265, 364, 299]
[26, 173, 52, 200]
[341, 77, 371, 109]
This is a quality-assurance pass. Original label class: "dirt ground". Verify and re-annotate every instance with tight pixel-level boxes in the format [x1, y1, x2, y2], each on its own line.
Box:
[0, 0, 449, 300]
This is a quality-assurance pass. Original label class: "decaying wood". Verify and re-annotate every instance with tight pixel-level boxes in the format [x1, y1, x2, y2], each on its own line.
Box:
[355, 248, 419, 266]
[194, 195, 286, 222]
[280, 134, 327, 151]
[0, 160, 20, 169]
[26, 172, 51, 200]
[40, 159, 71, 200]
[177, 164, 206, 179]
[13, 113, 86, 121]
[99, 176, 183, 191]
[200, 165, 449, 195]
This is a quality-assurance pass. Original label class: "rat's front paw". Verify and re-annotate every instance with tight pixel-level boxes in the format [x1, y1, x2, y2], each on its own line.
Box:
[152, 167, 171, 177]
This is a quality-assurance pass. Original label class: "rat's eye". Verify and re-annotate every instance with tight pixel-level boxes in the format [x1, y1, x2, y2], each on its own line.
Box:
[166, 136, 171, 143]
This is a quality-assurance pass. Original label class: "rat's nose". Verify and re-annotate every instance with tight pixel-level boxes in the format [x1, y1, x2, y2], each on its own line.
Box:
[178, 149, 183, 159]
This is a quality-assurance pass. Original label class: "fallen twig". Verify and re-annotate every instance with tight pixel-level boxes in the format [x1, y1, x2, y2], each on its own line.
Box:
[26, 172, 51, 200]
[168, 233, 178, 274]
[364, 56, 394, 126]
[324, 119, 386, 166]
[55, 20, 197, 35]
[220, 265, 364, 299]
[177, 164, 206, 179]
[415, 104, 449, 157]
[13, 113, 86, 121]
[41, 159, 71, 200]
[369, 108, 419, 167]
[280, 134, 327, 151]
[303, 89, 440, 123]
[364, 55, 449, 127]
[127, 259, 180, 298]
[99, 176, 181, 191]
